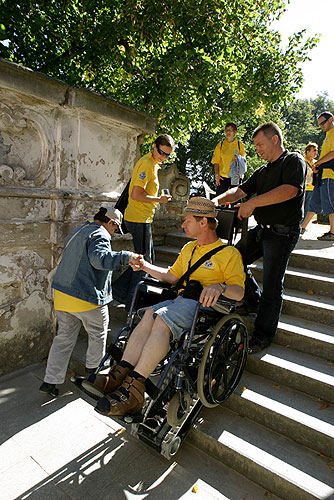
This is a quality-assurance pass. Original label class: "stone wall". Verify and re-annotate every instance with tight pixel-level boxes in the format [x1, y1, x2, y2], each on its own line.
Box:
[0, 58, 157, 375]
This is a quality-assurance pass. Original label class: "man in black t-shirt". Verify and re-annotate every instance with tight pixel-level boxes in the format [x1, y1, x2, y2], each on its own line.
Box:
[213, 122, 306, 353]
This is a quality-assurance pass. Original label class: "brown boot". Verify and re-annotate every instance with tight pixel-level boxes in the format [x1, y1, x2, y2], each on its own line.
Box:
[95, 375, 145, 417]
[81, 363, 131, 398]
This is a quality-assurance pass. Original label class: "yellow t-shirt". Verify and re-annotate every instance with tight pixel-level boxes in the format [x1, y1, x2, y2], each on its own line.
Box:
[54, 290, 100, 312]
[124, 152, 160, 223]
[320, 127, 334, 180]
[211, 139, 246, 178]
[304, 158, 314, 192]
[169, 239, 245, 290]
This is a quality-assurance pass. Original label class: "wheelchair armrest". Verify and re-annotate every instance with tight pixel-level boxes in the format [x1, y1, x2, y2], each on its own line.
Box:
[141, 276, 173, 290]
[211, 296, 238, 314]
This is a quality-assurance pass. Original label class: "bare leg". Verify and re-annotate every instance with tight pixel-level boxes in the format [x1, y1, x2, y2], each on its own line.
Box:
[133, 315, 171, 378]
[301, 211, 316, 229]
[121, 308, 155, 367]
[329, 213, 334, 233]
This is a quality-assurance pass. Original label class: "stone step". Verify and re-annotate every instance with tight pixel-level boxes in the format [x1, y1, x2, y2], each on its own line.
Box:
[224, 370, 334, 458]
[276, 314, 334, 360]
[250, 262, 334, 297]
[165, 231, 191, 248]
[282, 288, 334, 327]
[244, 313, 334, 361]
[155, 244, 181, 263]
[189, 406, 334, 500]
[246, 344, 334, 403]
[289, 249, 334, 275]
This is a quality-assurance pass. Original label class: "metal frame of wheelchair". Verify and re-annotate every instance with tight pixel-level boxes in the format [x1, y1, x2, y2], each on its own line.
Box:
[73, 207, 248, 460]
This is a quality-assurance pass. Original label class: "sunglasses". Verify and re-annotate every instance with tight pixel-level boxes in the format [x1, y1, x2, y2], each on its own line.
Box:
[157, 146, 171, 157]
[319, 118, 329, 126]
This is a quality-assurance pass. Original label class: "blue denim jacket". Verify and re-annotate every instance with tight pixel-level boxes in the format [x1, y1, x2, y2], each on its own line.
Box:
[52, 221, 132, 305]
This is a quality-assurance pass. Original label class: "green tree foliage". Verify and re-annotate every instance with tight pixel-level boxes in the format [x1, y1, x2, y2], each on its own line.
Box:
[282, 93, 334, 153]
[0, 0, 318, 140]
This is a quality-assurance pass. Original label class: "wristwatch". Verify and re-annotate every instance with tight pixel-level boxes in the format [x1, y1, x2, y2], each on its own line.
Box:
[219, 283, 226, 295]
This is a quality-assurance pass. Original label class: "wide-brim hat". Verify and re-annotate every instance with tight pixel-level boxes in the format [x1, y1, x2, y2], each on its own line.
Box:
[106, 208, 124, 234]
[182, 196, 218, 218]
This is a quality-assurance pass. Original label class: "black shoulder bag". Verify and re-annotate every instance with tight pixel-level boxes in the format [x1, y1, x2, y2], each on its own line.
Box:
[114, 180, 131, 234]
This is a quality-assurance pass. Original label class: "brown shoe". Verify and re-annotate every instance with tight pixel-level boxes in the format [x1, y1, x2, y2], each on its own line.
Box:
[81, 363, 131, 398]
[95, 375, 145, 417]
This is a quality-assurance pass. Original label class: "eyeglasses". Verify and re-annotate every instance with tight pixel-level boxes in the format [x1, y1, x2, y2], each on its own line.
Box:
[157, 146, 171, 158]
[319, 118, 329, 126]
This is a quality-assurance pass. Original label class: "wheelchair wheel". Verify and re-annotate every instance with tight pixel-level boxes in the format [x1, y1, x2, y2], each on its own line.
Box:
[197, 314, 247, 408]
[167, 391, 192, 427]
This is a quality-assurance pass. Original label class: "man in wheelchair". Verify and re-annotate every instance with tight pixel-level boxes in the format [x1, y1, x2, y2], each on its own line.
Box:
[87, 197, 245, 419]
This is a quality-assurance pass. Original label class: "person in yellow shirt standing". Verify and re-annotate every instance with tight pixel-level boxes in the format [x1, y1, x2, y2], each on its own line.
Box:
[113, 134, 174, 310]
[301, 112, 334, 240]
[211, 123, 246, 196]
[301, 142, 318, 226]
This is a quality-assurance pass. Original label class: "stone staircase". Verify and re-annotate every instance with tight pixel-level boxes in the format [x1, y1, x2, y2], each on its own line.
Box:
[152, 229, 334, 500]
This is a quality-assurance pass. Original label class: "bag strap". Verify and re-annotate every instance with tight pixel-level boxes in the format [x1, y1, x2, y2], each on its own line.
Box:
[174, 244, 226, 291]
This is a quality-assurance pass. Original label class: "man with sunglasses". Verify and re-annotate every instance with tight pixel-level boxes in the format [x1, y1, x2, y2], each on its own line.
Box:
[39, 207, 140, 397]
[301, 111, 334, 240]
[113, 134, 174, 310]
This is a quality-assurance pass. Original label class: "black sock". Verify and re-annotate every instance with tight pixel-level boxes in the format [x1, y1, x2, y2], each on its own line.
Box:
[119, 360, 134, 370]
[131, 370, 146, 381]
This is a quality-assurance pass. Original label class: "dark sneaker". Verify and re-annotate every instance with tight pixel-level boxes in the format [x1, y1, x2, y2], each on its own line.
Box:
[300, 228, 306, 235]
[248, 337, 271, 354]
[317, 231, 334, 241]
[85, 367, 98, 374]
[39, 382, 59, 398]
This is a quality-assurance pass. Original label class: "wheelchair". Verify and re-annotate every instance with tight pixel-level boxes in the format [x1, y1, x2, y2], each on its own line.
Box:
[72, 207, 248, 460]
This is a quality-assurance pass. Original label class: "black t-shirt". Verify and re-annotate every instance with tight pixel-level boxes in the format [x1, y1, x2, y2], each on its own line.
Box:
[240, 151, 306, 226]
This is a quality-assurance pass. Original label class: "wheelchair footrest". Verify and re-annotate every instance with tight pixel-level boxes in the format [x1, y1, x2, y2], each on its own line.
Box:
[70, 375, 101, 401]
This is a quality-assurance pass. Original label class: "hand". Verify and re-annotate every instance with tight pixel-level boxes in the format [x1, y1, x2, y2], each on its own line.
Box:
[129, 254, 145, 270]
[199, 284, 222, 308]
[215, 175, 221, 186]
[159, 195, 172, 204]
[235, 200, 255, 220]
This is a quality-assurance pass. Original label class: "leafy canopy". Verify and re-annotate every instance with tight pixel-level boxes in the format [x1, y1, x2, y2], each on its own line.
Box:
[0, 0, 318, 140]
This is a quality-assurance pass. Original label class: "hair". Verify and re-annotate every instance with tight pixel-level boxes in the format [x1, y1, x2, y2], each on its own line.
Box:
[194, 215, 218, 230]
[318, 111, 334, 121]
[225, 122, 237, 132]
[155, 134, 175, 149]
[253, 121, 283, 146]
[305, 142, 318, 154]
[93, 207, 110, 223]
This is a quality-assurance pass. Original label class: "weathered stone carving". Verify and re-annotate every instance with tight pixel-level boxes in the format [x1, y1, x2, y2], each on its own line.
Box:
[0, 99, 48, 186]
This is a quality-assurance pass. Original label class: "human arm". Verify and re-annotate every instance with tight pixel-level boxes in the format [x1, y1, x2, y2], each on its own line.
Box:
[130, 256, 178, 284]
[213, 163, 221, 186]
[212, 186, 246, 206]
[88, 232, 137, 270]
[131, 185, 171, 204]
[314, 150, 334, 170]
[235, 184, 298, 220]
[199, 283, 244, 308]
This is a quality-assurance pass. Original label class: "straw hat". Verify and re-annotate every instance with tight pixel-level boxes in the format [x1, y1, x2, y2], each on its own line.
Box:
[182, 197, 218, 218]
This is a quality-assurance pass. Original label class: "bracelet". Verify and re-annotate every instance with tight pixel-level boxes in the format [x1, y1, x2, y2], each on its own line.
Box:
[219, 283, 226, 295]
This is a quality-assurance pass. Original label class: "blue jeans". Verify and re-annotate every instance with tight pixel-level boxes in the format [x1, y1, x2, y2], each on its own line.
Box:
[112, 220, 154, 310]
[240, 225, 300, 343]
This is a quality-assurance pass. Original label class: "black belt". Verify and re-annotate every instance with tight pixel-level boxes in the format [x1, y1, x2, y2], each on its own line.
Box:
[259, 224, 299, 231]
